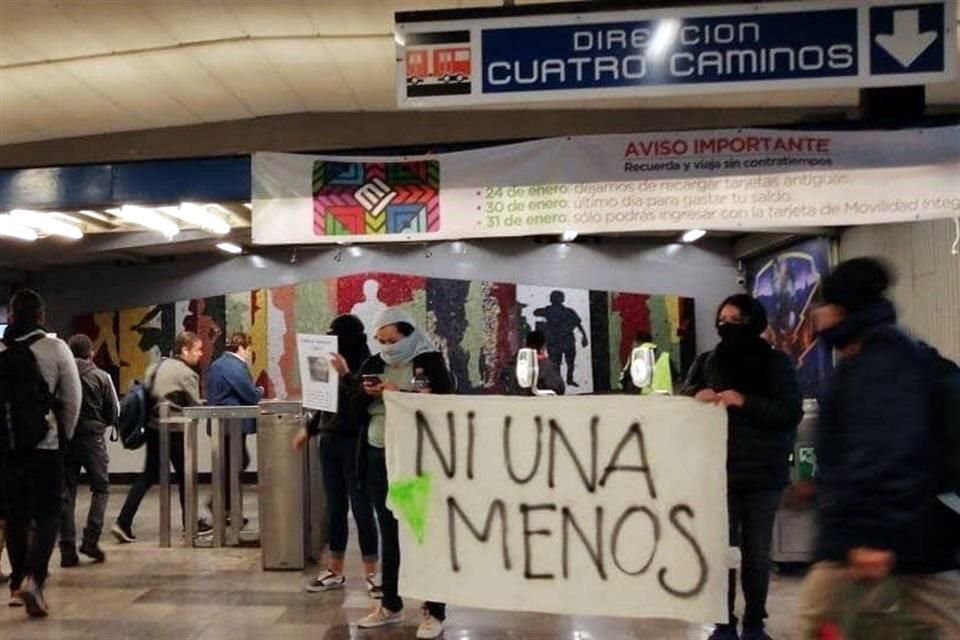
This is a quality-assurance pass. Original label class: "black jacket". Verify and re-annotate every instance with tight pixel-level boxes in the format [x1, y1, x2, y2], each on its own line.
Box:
[306, 372, 366, 439]
[681, 345, 802, 491]
[355, 351, 454, 480]
[75, 358, 119, 436]
[814, 305, 959, 573]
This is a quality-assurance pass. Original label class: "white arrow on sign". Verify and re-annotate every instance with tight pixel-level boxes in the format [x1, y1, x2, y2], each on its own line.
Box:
[875, 9, 939, 68]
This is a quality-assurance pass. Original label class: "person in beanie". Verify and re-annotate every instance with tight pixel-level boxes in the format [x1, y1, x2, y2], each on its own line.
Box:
[794, 257, 960, 637]
[681, 294, 803, 640]
[59, 334, 117, 567]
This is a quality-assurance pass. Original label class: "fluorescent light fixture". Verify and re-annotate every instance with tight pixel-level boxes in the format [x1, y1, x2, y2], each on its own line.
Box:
[0, 215, 39, 241]
[161, 203, 230, 235]
[216, 242, 243, 255]
[348, 246, 363, 258]
[681, 228, 707, 243]
[647, 19, 680, 58]
[394, 33, 406, 47]
[50, 212, 86, 226]
[9, 209, 83, 239]
[111, 205, 180, 238]
[450, 241, 466, 255]
[243, 202, 253, 210]
[78, 209, 112, 223]
[560, 230, 579, 242]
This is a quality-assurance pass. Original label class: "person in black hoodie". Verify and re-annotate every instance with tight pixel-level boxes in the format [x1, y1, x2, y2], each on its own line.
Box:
[681, 294, 802, 640]
[293, 315, 380, 595]
[794, 258, 959, 638]
[59, 334, 118, 567]
[354, 307, 453, 640]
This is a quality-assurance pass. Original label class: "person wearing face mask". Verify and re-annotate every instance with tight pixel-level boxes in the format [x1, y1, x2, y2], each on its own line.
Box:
[293, 315, 380, 597]
[353, 307, 453, 640]
[681, 294, 803, 640]
[793, 258, 960, 638]
[202, 332, 263, 529]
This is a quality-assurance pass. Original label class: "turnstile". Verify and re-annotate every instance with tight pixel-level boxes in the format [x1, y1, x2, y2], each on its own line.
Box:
[258, 401, 308, 570]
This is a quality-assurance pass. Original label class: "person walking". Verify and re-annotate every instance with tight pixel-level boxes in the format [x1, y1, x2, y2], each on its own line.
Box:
[59, 334, 117, 567]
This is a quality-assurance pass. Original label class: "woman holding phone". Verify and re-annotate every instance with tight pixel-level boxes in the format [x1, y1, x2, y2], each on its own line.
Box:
[354, 307, 454, 640]
[293, 315, 380, 596]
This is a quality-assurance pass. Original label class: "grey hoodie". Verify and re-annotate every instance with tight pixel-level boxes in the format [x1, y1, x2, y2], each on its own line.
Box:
[75, 358, 120, 435]
[0, 329, 82, 450]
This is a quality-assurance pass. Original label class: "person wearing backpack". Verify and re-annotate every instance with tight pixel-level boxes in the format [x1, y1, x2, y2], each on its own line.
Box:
[111, 331, 205, 543]
[58, 334, 118, 568]
[794, 258, 960, 638]
[0, 289, 82, 618]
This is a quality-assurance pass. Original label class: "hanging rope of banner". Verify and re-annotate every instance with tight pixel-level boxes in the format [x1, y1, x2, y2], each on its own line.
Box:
[952, 217, 959, 257]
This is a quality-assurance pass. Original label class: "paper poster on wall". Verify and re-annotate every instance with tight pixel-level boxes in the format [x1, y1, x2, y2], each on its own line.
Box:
[517, 285, 594, 394]
[253, 126, 960, 245]
[296, 334, 339, 412]
[383, 392, 729, 623]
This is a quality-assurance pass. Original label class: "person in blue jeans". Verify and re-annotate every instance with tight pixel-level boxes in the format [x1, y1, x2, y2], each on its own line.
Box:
[355, 307, 453, 640]
[293, 315, 380, 596]
[681, 294, 802, 640]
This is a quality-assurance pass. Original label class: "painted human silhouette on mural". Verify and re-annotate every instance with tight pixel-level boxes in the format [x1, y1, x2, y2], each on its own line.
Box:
[533, 290, 589, 387]
[349, 279, 389, 354]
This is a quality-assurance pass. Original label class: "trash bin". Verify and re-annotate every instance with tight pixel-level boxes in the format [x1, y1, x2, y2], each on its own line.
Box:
[771, 398, 819, 565]
[257, 401, 307, 570]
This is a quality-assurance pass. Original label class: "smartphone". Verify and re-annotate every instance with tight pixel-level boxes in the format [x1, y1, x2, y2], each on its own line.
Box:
[362, 374, 383, 385]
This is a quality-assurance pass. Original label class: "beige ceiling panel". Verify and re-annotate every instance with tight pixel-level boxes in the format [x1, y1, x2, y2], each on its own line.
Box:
[1, 65, 135, 133]
[0, 0, 115, 64]
[55, 1, 177, 53]
[0, 73, 100, 142]
[58, 57, 198, 129]
[324, 38, 396, 110]
[124, 49, 254, 121]
[139, 1, 248, 43]
[0, 31, 46, 67]
[256, 40, 358, 110]
[190, 42, 307, 116]
[229, 1, 316, 37]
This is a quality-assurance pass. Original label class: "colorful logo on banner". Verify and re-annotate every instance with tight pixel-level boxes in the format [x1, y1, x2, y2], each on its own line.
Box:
[312, 161, 440, 237]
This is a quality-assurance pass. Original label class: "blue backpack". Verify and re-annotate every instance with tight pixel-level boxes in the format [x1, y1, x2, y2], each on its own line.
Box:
[116, 360, 164, 450]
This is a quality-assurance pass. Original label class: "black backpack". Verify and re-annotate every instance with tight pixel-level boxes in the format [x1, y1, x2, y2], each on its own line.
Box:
[0, 334, 55, 455]
[116, 360, 165, 450]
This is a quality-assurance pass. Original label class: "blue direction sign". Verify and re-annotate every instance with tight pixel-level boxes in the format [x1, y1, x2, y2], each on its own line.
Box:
[395, 0, 956, 107]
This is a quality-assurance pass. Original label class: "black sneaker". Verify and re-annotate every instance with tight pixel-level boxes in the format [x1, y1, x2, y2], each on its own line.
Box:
[60, 549, 80, 568]
[111, 522, 136, 543]
[79, 541, 106, 563]
[197, 520, 213, 535]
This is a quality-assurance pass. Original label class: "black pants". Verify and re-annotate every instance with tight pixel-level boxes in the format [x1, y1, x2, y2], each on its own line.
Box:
[118, 428, 185, 529]
[726, 489, 782, 630]
[4, 449, 64, 589]
[60, 431, 110, 550]
[367, 446, 445, 620]
[320, 433, 377, 561]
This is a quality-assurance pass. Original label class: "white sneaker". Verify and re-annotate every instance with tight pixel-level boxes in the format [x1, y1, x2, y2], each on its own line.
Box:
[305, 570, 345, 593]
[9, 591, 24, 607]
[357, 604, 403, 628]
[18, 577, 49, 618]
[366, 573, 383, 599]
[416, 607, 444, 639]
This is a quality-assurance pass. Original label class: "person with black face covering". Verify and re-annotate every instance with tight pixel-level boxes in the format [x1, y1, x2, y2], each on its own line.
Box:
[681, 294, 802, 640]
[794, 258, 960, 638]
[293, 315, 380, 597]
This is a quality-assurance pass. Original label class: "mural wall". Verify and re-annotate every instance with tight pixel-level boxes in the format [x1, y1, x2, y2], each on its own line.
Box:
[73, 272, 695, 398]
[747, 237, 834, 398]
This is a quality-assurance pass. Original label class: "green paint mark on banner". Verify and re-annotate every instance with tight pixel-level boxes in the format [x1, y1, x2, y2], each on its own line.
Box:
[388, 474, 432, 544]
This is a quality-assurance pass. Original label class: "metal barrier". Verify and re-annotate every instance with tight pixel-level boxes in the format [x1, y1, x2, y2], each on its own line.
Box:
[258, 401, 308, 570]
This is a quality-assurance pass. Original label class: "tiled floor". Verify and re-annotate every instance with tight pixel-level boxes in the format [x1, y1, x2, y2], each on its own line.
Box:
[1, 487, 803, 639]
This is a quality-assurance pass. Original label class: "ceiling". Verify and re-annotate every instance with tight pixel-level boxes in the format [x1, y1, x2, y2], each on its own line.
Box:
[1, 0, 957, 147]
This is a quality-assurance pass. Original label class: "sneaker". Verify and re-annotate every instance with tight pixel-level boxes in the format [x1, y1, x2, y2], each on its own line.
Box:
[742, 630, 773, 640]
[9, 591, 24, 607]
[0, 571, 9, 585]
[111, 522, 136, 543]
[416, 607, 445, 639]
[305, 570, 346, 593]
[17, 577, 49, 618]
[366, 573, 383, 599]
[79, 541, 106, 563]
[197, 520, 214, 535]
[60, 549, 79, 568]
[356, 605, 403, 628]
[708, 624, 740, 640]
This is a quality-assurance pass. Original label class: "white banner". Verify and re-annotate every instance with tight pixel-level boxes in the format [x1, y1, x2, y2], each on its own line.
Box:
[383, 392, 729, 623]
[252, 126, 960, 245]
